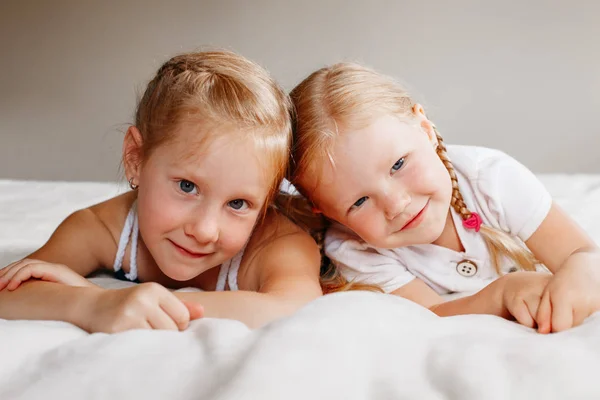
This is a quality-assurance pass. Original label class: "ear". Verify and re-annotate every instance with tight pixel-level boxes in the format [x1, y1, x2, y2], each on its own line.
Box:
[123, 126, 144, 186]
[413, 103, 438, 148]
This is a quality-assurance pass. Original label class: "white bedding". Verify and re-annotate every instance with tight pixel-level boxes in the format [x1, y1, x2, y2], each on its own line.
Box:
[1, 176, 600, 399]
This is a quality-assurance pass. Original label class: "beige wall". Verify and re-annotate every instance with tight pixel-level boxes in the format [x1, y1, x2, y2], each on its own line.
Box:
[1, 0, 599, 181]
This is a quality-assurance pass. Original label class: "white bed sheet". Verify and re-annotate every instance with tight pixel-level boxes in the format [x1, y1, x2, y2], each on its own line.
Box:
[1, 176, 600, 399]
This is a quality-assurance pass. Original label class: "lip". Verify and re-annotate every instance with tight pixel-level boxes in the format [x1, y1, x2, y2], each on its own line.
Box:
[168, 240, 211, 259]
[398, 200, 429, 232]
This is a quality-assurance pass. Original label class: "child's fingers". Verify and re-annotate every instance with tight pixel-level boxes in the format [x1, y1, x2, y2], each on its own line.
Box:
[510, 300, 536, 329]
[147, 307, 180, 331]
[0, 263, 28, 290]
[0, 270, 12, 290]
[551, 299, 574, 332]
[6, 264, 57, 291]
[183, 301, 204, 321]
[0, 260, 22, 278]
[159, 293, 192, 331]
[7, 265, 38, 290]
[572, 306, 589, 329]
[6, 279, 24, 291]
[524, 295, 542, 327]
[536, 291, 552, 334]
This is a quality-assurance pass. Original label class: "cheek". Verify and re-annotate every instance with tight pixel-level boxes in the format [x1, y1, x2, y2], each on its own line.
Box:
[408, 152, 450, 194]
[136, 185, 184, 239]
[218, 215, 258, 255]
[348, 210, 386, 244]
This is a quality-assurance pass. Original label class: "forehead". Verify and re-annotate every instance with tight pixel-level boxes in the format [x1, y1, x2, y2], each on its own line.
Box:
[307, 115, 420, 207]
[157, 123, 274, 190]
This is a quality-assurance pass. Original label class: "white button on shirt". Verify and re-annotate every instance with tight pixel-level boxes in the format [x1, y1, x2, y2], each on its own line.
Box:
[324, 145, 553, 295]
[456, 260, 478, 277]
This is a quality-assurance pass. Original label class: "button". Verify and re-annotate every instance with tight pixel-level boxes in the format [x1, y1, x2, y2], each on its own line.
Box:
[456, 260, 478, 277]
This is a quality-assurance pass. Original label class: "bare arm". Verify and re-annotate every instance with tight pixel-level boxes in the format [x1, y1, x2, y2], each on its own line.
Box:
[0, 281, 101, 326]
[176, 228, 323, 329]
[525, 203, 600, 332]
[525, 202, 600, 274]
[0, 204, 117, 322]
[24, 207, 116, 275]
[389, 203, 600, 328]
[391, 277, 508, 318]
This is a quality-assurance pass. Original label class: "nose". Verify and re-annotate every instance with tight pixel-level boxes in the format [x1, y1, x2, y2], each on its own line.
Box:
[383, 189, 411, 221]
[184, 207, 220, 244]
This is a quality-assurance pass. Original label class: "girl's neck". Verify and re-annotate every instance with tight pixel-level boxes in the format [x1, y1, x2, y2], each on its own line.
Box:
[431, 209, 465, 252]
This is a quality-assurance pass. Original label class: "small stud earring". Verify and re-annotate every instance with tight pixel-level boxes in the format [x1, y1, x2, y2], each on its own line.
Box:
[128, 177, 138, 190]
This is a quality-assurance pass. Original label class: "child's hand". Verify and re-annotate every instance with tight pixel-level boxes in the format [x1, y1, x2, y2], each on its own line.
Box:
[86, 283, 204, 333]
[500, 271, 552, 330]
[0, 259, 94, 291]
[536, 262, 600, 333]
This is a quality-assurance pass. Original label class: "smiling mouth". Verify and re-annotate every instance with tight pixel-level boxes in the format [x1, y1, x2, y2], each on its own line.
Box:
[169, 240, 212, 258]
[397, 201, 429, 232]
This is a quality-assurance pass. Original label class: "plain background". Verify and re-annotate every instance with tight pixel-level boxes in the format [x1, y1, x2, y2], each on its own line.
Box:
[1, 0, 599, 182]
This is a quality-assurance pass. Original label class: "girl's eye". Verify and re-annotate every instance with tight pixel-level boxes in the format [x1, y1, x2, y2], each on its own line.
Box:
[391, 157, 405, 173]
[352, 196, 368, 209]
[179, 180, 197, 194]
[228, 199, 248, 211]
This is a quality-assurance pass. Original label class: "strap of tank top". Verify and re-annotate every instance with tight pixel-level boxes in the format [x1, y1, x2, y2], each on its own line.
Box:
[227, 246, 245, 291]
[215, 259, 231, 291]
[215, 243, 247, 291]
[127, 211, 139, 281]
[112, 201, 139, 281]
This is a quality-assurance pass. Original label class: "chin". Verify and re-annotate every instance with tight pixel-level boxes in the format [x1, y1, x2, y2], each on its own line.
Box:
[162, 270, 193, 282]
[159, 264, 205, 282]
[421, 228, 444, 245]
[384, 225, 443, 248]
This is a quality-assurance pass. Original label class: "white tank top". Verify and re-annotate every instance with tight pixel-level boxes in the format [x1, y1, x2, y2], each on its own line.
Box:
[112, 201, 244, 291]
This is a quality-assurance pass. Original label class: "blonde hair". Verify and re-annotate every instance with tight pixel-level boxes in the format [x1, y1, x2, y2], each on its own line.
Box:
[134, 50, 292, 210]
[287, 62, 537, 292]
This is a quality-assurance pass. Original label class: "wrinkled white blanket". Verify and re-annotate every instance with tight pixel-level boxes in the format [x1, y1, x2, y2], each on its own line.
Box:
[1, 177, 600, 399]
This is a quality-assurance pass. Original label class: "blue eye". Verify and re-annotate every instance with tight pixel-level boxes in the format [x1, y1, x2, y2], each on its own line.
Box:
[179, 180, 197, 194]
[353, 196, 368, 208]
[228, 199, 248, 210]
[391, 158, 405, 173]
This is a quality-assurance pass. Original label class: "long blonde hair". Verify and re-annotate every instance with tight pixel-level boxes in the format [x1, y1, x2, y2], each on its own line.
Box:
[288, 62, 537, 289]
[134, 50, 292, 213]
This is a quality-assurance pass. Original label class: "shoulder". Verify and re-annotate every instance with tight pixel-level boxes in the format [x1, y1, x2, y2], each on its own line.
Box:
[241, 208, 321, 288]
[448, 145, 552, 238]
[447, 144, 541, 198]
[27, 191, 136, 272]
[446, 145, 516, 180]
[88, 192, 136, 240]
[247, 207, 321, 263]
[89, 191, 136, 225]
[81, 192, 137, 266]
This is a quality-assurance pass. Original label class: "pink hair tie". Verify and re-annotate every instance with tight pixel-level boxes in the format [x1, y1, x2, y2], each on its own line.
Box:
[463, 212, 483, 232]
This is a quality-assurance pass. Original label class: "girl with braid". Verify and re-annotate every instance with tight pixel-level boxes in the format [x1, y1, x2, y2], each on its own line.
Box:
[287, 62, 600, 333]
[0, 51, 323, 332]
